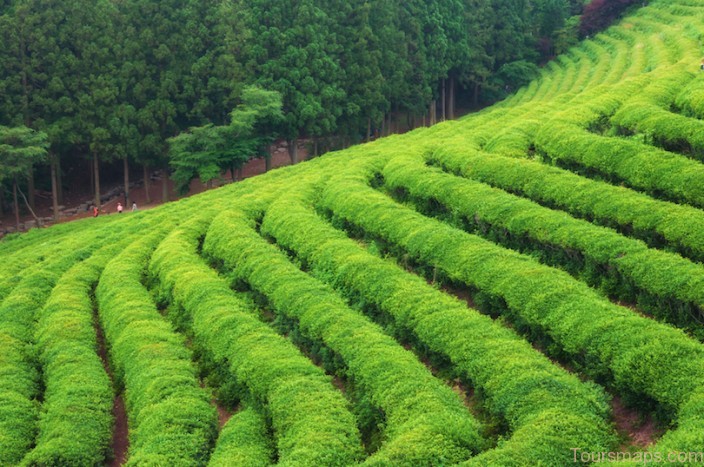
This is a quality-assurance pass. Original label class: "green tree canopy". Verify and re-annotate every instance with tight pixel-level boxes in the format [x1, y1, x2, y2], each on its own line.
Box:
[168, 86, 282, 194]
[0, 125, 48, 180]
[0, 125, 48, 227]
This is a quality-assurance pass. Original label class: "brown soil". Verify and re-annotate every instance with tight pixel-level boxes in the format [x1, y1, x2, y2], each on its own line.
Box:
[93, 301, 129, 466]
[216, 403, 234, 429]
[110, 396, 129, 466]
[441, 283, 478, 309]
[450, 378, 476, 412]
[611, 396, 661, 449]
[1, 141, 302, 232]
[331, 375, 347, 394]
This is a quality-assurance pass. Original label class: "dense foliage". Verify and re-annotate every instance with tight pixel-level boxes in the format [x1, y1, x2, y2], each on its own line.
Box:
[0, 0, 583, 213]
[5, 0, 704, 465]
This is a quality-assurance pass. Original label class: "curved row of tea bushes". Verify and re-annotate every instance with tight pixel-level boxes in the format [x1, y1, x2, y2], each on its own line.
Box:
[431, 144, 704, 263]
[149, 216, 365, 466]
[611, 71, 704, 158]
[208, 406, 273, 467]
[95, 225, 219, 466]
[634, 19, 686, 67]
[318, 167, 704, 455]
[260, 189, 616, 466]
[0, 213, 104, 258]
[602, 28, 644, 82]
[469, 103, 544, 152]
[0, 219, 114, 303]
[480, 98, 573, 158]
[0, 232, 104, 465]
[203, 208, 484, 466]
[21, 214, 169, 465]
[675, 75, 704, 119]
[0, 253, 46, 305]
[383, 155, 704, 337]
[535, 71, 704, 209]
[20, 246, 118, 465]
[575, 40, 613, 90]
[599, 35, 634, 85]
[564, 48, 595, 95]
[541, 56, 575, 100]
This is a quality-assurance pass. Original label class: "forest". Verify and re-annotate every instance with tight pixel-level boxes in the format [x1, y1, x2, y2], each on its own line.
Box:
[1, 0, 613, 224]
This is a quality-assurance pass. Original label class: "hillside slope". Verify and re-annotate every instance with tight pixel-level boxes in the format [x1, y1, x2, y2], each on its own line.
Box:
[3, 0, 704, 465]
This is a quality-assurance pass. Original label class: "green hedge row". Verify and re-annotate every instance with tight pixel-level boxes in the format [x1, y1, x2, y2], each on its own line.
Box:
[150, 215, 364, 466]
[208, 406, 273, 467]
[383, 154, 704, 338]
[611, 71, 704, 158]
[22, 216, 166, 465]
[430, 143, 704, 263]
[317, 165, 704, 455]
[0, 235, 100, 465]
[535, 70, 704, 209]
[675, 75, 704, 119]
[95, 225, 219, 466]
[260, 187, 615, 465]
[481, 97, 573, 158]
[0, 271, 54, 465]
[0, 217, 120, 306]
[203, 206, 484, 465]
[22, 248, 117, 465]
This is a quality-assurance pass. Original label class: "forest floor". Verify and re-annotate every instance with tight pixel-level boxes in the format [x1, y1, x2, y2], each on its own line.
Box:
[0, 141, 303, 234]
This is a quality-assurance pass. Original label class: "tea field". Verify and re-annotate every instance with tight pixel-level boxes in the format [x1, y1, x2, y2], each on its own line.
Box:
[3, 0, 704, 464]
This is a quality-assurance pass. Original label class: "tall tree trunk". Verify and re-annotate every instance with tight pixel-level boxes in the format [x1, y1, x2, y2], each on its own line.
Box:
[441, 80, 446, 122]
[56, 156, 63, 204]
[237, 167, 243, 180]
[429, 100, 437, 126]
[93, 151, 101, 208]
[265, 152, 272, 172]
[448, 76, 456, 120]
[313, 137, 318, 157]
[161, 169, 169, 203]
[288, 139, 298, 164]
[123, 157, 130, 205]
[13, 178, 20, 230]
[51, 155, 59, 221]
[366, 118, 371, 142]
[143, 164, 151, 204]
[89, 157, 95, 202]
[27, 170, 35, 211]
[380, 115, 386, 137]
[20, 30, 30, 127]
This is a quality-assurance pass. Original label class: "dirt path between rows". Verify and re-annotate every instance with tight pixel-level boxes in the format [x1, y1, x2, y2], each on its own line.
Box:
[92, 296, 129, 466]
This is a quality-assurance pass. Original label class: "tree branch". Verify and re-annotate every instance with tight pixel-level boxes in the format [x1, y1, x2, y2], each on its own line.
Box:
[16, 184, 41, 225]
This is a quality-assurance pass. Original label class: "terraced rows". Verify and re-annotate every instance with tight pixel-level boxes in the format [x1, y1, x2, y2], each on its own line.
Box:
[3, 0, 704, 464]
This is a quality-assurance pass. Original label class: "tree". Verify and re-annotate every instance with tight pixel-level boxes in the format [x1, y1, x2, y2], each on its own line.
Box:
[580, 0, 638, 38]
[328, 0, 385, 142]
[168, 86, 282, 194]
[244, 0, 346, 160]
[0, 126, 48, 229]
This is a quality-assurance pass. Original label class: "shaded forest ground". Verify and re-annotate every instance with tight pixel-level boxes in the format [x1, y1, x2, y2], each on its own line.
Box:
[0, 142, 301, 234]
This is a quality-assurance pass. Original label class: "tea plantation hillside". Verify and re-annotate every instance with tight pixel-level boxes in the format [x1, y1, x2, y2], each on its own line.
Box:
[3, 0, 704, 465]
